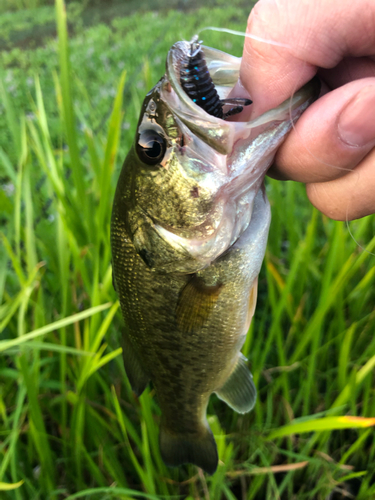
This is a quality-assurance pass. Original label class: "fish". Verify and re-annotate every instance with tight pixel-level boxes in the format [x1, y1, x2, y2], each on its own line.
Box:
[111, 38, 320, 475]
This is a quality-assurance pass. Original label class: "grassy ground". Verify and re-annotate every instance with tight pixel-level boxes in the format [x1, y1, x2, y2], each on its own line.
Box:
[1, 0, 375, 499]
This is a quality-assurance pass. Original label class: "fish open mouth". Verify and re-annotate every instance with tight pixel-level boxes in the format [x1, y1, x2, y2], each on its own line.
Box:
[129, 41, 320, 275]
[163, 40, 320, 155]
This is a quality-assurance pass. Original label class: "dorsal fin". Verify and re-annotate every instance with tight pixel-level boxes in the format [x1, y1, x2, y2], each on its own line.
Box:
[121, 333, 149, 396]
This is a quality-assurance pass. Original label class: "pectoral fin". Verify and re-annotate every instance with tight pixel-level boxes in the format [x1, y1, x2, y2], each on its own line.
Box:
[121, 333, 149, 396]
[246, 278, 258, 330]
[215, 355, 256, 413]
[176, 275, 222, 333]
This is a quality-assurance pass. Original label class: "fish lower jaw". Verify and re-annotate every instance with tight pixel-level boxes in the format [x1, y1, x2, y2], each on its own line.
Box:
[132, 223, 231, 274]
[131, 202, 253, 274]
[152, 207, 252, 272]
[152, 223, 232, 268]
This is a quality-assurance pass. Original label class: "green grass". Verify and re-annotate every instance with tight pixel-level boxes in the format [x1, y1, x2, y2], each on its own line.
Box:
[0, 0, 50, 13]
[1, 0, 375, 498]
[0, 0, 92, 15]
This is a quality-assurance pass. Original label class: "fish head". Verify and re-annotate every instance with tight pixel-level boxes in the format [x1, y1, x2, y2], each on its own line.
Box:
[118, 79, 230, 273]
[112, 41, 320, 274]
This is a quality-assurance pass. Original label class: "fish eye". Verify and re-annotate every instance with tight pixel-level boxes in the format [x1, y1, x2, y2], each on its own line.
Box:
[136, 130, 166, 165]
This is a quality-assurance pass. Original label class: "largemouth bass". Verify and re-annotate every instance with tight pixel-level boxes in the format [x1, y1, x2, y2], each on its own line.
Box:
[111, 39, 319, 475]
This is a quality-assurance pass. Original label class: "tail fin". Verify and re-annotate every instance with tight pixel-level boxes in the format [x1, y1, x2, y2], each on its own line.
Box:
[159, 423, 218, 475]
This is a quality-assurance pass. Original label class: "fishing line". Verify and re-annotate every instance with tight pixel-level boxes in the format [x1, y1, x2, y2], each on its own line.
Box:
[281, 58, 353, 178]
[345, 214, 375, 257]
[199, 27, 351, 173]
[287, 74, 374, 253]
[197, 26, 292, 49]
[344, 171, 375, 256]
[288, 91, 374, 252]
[287, 75, 374, 253]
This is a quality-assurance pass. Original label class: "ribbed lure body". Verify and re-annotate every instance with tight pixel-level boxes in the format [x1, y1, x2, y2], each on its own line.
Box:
[180, 40, 223, 118]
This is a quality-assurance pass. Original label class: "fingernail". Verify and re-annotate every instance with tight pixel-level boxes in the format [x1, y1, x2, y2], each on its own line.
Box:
[338, 86, 375, 147]
[233, 78, 252, 100]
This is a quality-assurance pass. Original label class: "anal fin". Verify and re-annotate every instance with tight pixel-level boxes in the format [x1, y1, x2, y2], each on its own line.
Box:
[121, 333, 149, 396]
[215, 355, 256, 414]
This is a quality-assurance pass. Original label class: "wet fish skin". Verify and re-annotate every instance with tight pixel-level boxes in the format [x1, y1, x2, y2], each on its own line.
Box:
[111, 41, 320, 474]
[111, 185, 268, 474]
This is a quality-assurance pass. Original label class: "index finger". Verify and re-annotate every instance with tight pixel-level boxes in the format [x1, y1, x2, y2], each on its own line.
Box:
[241, 0, 375, 116]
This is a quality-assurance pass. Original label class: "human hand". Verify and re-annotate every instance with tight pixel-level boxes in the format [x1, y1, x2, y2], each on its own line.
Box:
[237, 0, 375, 220]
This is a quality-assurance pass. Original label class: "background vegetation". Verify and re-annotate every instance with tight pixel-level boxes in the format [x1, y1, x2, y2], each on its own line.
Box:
[1, 0, 375, 499]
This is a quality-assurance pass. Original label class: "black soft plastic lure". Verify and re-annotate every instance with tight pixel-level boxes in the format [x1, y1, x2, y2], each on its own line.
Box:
[180, 36, 252, 119]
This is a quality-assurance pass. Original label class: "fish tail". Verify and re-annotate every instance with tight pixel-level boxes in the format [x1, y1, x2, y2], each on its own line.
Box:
[159, 422, 218, 475]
